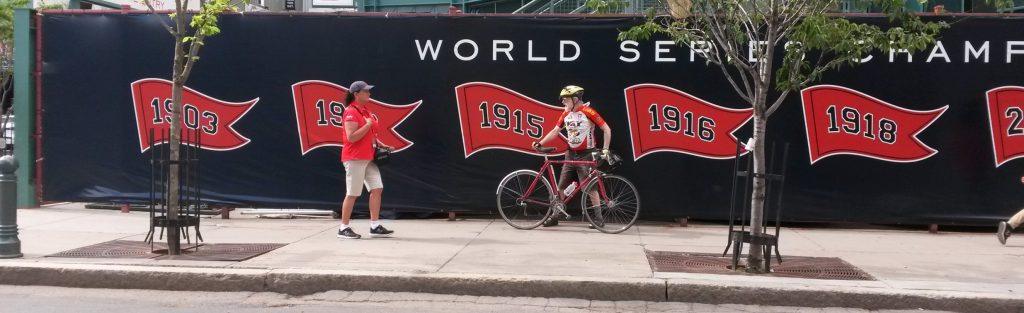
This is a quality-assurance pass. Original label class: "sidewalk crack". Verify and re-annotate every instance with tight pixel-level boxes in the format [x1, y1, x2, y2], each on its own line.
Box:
[791, 229, 827, 251]
[434, 219, 493, 273]
[20, 214, 94, 229]
[262, 269, 271, 292]
[635, 224, 657, 279]
[305, 223, 340, 241]
[663, 279, 668, 301]
[227, 223, 335, 269]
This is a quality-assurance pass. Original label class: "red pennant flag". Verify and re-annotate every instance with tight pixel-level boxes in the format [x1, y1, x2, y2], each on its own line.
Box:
[455, 82, 570, 158]
[131, 78, 257, 152]
[801, 85, 947, 164]
[986, 86, 1024, 167]
[292, 80, 421, 155]
[623, 84, 753, 160]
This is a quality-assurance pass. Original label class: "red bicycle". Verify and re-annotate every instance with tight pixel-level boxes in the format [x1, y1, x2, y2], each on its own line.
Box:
[496, 147, 640, 233]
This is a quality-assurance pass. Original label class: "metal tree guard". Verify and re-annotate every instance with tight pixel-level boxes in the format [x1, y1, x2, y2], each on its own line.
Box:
[144, 128, 204, 254]
[723, 140, 789, 272]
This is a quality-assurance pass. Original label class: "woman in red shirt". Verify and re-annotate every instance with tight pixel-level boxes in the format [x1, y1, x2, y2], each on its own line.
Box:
[338, 81, 395, 239]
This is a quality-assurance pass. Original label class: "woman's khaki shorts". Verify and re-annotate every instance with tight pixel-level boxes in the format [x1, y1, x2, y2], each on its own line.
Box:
[343, 160, 383, 197]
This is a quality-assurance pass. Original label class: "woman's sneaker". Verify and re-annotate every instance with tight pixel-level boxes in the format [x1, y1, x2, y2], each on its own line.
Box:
[370, 225, 394, 238]
[337, 227, 361, 239]
[998, 221, 1012, 245]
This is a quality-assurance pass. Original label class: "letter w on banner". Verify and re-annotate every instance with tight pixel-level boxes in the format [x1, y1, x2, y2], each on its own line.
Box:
[455, 82, 569, 158]
[986, 86, 1024, 167]
[131, 78, 257, 152]
[623, 84, 753, 160]
[800, 85, 947, 164]
[292, 80, 421, 155]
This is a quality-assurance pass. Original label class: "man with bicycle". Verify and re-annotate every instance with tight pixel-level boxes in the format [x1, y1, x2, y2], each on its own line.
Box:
[532, 85, 612, 227]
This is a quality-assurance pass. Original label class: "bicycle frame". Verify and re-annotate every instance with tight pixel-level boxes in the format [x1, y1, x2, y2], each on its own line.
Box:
[518, 153, 609, 207]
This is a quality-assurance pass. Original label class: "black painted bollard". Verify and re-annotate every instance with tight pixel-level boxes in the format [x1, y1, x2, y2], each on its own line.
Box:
[0, 155, 22, 258]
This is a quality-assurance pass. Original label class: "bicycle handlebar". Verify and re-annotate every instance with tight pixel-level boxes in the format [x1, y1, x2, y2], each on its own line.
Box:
[535, 146, 557, 153]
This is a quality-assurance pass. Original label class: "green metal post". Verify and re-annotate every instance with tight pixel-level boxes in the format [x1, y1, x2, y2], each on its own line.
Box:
[13, 9, 36, 208]
[0, 156, 21, 258]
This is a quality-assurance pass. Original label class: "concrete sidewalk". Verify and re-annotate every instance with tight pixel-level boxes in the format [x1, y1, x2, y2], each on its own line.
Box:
[1, 203, 1022, 312]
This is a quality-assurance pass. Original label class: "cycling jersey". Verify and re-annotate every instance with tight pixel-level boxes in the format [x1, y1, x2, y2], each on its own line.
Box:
[555, 104, 606, 151]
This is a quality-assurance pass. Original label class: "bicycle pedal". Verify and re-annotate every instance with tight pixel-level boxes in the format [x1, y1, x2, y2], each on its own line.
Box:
[556, 209, 571, 219]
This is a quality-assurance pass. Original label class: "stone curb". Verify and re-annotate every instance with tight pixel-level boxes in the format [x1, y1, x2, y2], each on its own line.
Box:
[1, 262, 1020, 312]
[0, 263, 269, 292]
[0, 263, 665, 301]
[266, 270, 665, 301]
[668, 281, 1023, 313]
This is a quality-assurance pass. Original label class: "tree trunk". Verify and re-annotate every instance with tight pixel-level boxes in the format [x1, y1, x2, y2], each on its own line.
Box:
[166, 80, 182, 255]
[166, 26, 185, 254]
[746, 112, 768, 273]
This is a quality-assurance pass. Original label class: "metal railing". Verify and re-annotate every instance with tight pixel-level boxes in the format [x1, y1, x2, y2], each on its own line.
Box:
[0, 116, 12, 156]
[513, 0, 586, 13]
[512, 0, 664, 14]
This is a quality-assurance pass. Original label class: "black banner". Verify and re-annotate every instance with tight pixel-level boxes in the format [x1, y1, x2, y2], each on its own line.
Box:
[39, 13, 1024, 224]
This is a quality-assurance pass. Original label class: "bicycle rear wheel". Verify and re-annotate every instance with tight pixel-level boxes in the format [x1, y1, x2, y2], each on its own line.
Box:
[496, 170, 554, 230]
[581, 174, 640, 234]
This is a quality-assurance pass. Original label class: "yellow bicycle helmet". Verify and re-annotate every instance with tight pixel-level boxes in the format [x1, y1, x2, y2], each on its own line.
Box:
[559, 85, 585, 98]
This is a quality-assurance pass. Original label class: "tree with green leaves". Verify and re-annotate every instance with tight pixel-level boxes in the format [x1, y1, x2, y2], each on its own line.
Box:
[621, 0, 947, 273]
[141, 0, 242, 255]
[1, 0, 61, 153]
[0, 0, 29, 136]
[986, 0, 1018, 12]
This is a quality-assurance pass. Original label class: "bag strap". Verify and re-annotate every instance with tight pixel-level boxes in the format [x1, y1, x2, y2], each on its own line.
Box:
[351, 104, 381, 148]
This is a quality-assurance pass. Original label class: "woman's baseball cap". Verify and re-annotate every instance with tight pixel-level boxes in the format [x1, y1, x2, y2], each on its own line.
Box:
[350, 81, 374, 93]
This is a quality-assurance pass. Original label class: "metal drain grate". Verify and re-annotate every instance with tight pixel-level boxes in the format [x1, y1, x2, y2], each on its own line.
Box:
[155, 243, 286, 261]
[46, 240, 162, 259]
[46, 240, 285, 262]
[645, 251, 874, 281]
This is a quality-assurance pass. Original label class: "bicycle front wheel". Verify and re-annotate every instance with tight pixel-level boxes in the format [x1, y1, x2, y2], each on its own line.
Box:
[581, 174, 640, 234]
[496, 170, 554, 230]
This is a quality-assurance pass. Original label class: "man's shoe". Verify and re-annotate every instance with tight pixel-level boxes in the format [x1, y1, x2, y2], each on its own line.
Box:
[542, 217, 559, 227]
[337, 227, 361, 239]
[592, 208, 606, 228]
[370, 225, 394, 238]
[998, 221, 1012, 245]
